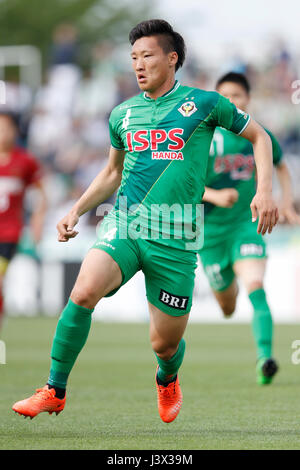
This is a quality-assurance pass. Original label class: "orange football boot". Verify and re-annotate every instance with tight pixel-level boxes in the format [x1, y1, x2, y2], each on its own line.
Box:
[155, 367, 183, 423]
[12, 385, 66, 419]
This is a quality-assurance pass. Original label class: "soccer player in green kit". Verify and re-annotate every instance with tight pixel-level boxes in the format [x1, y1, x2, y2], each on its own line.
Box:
[200, 72, 300, 385]
[13, 21, 278, 423]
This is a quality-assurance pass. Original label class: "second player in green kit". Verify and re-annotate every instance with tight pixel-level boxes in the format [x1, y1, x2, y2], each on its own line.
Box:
[200, 72, 300, 384]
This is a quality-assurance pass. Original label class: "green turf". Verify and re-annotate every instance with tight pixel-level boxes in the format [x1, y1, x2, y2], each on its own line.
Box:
[1, 317, 300, 450]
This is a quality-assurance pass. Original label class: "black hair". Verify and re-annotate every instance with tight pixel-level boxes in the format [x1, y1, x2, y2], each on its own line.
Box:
[129, 19, 186, 72]
[216, 72, 251, 94]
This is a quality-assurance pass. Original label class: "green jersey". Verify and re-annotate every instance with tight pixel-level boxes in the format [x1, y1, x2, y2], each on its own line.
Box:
[202, 126, 283, 248]
[108, 80, 250, 251]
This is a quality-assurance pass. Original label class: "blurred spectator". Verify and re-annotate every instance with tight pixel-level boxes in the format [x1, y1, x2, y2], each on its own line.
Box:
[27, 64, 81, 162]
[50, 24, 79, 66]
[0, 67, 33, 145]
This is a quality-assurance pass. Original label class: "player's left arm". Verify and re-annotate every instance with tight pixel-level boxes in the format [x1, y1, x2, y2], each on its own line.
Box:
[29, 180, 48, 244]
[275, 161, 300, 224]
[265, 129, 299, 224]
[240, 119, 279, 235]
[207, 93, 279, 235]
[210, 93, 278, 235]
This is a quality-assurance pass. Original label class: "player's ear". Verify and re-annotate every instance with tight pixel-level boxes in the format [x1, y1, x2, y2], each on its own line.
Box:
[168, 51, 178, 69]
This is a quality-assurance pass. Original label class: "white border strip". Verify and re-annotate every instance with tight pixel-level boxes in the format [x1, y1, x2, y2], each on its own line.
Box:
[238, 115, 251, 135]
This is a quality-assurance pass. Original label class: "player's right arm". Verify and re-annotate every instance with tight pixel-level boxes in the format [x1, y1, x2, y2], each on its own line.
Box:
[57, 146, 125, 242]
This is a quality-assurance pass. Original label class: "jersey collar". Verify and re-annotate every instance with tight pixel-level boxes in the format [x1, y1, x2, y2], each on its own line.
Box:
[143, 80, 181, 101]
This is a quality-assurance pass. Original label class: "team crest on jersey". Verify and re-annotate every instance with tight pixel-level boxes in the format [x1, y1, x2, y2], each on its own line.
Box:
[178, 101, 197, 117]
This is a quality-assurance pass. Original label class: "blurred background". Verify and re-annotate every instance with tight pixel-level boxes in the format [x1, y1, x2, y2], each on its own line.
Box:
[1, 0, 300, 322]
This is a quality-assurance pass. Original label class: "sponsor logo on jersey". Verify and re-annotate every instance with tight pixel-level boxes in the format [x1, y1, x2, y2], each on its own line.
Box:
[159, 289, 189, 310]
[178, 101, 197, 117]
[214, 154, 254, 180]
[126, 128, 185, 160]
[152, 152, 183, 160]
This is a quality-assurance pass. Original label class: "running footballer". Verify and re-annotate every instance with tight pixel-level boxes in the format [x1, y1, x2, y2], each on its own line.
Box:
[13, 20, 279, 423]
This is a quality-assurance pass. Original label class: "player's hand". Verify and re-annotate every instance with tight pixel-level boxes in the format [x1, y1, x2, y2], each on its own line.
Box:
[214, 188, 239, 208]
[278, 202, 300, 225]
[250, 191, 279, 235]
[56, 211, 79, 242]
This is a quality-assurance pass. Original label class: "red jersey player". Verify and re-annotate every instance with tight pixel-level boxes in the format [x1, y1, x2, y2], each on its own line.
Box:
[0, 112, 47, 329]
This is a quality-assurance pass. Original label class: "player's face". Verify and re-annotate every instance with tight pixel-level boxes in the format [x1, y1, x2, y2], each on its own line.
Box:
[0, 116, 17, 150]
[131, 36, 177, 94]
[217, 82, 250, 112]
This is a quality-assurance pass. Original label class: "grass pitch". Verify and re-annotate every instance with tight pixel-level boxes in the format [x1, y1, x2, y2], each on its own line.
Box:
[1, 317, 300, 450]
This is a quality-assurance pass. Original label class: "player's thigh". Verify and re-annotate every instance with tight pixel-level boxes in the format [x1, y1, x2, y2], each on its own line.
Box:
[231, 221, 267, 292]
[92, 213, 142, 298]
[0, 242, 17, 287]
[199, 242, 235, 292]
[234, 258, 266, 293]
[70, 248, 123, 307]
[72, 213, 142, 308]
[148, 301, 189, 357]
[143, 241, 197, 317]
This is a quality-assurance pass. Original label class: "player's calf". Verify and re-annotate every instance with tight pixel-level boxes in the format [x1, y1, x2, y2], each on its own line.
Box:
[213, 281, 239, 318]
[220, 301, 236, 317]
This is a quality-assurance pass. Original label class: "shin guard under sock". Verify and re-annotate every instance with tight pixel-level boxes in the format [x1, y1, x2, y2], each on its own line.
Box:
[48, 299, 94, 389]
[249, 288, 273, 360]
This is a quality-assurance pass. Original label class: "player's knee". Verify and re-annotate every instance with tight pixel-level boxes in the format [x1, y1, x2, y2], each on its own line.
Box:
[151, 339, 178, 361]
[70, 284, 101, 310]
[247, 281, 263, 294]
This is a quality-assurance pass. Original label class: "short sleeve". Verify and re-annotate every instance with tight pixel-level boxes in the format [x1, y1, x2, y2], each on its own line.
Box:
[109, 108, 125, 150]
[208, 94, 251, 135]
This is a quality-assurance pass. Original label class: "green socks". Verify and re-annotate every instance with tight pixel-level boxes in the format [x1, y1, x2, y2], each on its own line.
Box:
[48, 299, 94, 389]
[155, 338, 186, 383]
[249, 288, 273, 360]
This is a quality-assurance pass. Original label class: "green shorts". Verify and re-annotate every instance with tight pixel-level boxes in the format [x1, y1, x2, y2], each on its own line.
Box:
[91, 212, 197, 316]
[199, 220, 267, 292]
